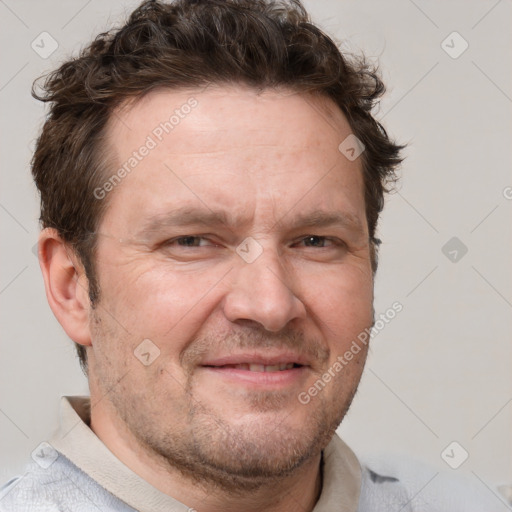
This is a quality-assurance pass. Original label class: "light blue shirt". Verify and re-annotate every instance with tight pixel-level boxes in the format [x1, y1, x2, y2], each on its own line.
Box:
[0, 396, 506, 511]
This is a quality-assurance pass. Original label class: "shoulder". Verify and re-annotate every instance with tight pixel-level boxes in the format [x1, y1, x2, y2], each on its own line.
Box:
[357, 463, 413, 511]
[0, 446, 135, 512]
[358, 453, 511, 512]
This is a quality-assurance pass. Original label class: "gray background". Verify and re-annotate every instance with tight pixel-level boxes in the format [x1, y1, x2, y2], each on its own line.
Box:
[1, 0, 511, 502]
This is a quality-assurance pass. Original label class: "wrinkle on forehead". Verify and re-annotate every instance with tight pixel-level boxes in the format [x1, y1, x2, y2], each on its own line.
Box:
[106, 84, 349, 155]
[97, 84, 365, 239]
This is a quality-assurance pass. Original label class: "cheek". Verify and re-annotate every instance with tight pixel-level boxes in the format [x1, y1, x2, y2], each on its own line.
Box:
[99, 260, 229, 343]
[302, 264, 374, 332]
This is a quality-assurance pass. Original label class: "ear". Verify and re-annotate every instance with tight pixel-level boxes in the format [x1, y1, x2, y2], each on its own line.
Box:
[38, 228, 92, 348]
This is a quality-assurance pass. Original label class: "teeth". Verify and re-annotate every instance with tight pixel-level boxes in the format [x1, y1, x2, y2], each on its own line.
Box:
[249, 364, 266, 372]
[229, 363, 296, 372]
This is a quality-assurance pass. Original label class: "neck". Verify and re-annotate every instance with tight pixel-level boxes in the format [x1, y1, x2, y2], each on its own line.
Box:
[90, 399, 324, 512]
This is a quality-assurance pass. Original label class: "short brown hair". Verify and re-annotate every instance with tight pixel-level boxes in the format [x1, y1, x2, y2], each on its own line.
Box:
[31, 0, 404, 376]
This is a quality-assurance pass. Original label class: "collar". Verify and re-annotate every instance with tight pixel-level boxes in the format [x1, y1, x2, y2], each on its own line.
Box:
[49, 396, 361, 511]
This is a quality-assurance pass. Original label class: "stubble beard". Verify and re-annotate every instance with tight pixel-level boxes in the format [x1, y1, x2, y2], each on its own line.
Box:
[90, 311, 365, 494]
[110, 370, 360, 494]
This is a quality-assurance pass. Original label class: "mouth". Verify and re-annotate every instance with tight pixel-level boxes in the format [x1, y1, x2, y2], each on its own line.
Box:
[203, 362, 303, 372]
[199, 354, 310, 388]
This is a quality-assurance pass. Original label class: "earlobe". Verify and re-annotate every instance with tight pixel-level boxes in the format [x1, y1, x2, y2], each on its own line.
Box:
[38, 228, 92, 348]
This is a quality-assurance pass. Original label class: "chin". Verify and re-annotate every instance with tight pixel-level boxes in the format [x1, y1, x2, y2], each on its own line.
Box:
[170, 402, 337, 489]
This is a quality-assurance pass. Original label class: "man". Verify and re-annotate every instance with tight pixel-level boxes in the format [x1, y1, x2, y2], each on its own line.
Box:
[0, 1, 503, 511]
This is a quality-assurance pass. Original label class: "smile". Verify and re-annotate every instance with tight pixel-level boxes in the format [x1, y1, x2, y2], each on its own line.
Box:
[207, 363, 301, 372]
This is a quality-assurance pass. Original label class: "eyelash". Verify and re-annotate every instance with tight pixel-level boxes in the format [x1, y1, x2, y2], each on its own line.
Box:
[163, 235, 345, 249]
[296, 235, 342, 248]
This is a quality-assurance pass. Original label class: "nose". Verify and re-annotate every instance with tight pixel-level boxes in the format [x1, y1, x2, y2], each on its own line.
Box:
[222, 246, 307, 332]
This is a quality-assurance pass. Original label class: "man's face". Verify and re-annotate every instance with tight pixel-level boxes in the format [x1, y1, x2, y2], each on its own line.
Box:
[88, 85, 373, 487]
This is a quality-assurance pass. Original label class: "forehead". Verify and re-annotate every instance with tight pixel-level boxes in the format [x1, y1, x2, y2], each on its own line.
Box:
[100, 85, 366, 235]
[109, 85, 348, 152]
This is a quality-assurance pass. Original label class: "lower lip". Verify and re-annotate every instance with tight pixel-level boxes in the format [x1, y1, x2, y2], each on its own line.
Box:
[199, 366, 309, 388]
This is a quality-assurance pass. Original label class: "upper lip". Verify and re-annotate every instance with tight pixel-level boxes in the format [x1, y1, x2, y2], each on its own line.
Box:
[201, 352, 311, 367]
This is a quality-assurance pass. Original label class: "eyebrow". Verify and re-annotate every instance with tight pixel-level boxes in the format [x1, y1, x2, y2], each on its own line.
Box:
[281, 210, 365, 232]
[135, 206, 365, 239]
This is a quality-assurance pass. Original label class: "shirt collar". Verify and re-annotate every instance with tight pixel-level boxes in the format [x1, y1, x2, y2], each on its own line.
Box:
[49, 396, 361, 511]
